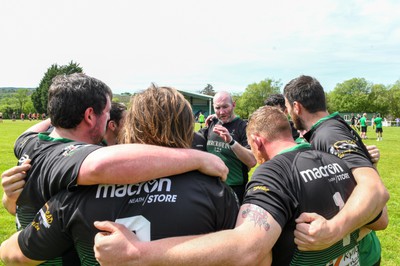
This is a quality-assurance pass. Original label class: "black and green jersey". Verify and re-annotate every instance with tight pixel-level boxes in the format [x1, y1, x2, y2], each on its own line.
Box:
[303, 112, 372, 169]
[18, 172, 239, 265]
[303, 112, 381, 265]
[244, 143, 359, 265]
[201, 117, 250, 186]
[14, 131, 102, 265]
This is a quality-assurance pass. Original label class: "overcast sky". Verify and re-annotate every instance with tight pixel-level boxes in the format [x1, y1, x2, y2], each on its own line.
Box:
[1, 0, 399, 94]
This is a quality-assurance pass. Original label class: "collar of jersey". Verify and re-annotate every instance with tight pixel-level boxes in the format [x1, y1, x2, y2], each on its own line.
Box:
[278, 142, 311, 155]
[309, 111, 339, 131]
[38, 132, 75, 143]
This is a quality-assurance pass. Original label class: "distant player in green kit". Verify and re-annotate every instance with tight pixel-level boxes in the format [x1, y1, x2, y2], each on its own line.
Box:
[374, 113, 383, 141]
[360, 113, 368, 139]
[198, 111, 205, 129]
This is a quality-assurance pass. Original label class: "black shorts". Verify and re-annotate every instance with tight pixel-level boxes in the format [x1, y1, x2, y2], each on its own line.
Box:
[376, 128, 383, 133]
[361, 126, 367, 133]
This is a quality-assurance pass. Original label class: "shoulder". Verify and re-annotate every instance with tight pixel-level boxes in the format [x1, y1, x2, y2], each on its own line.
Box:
[14, 132, 38, 153]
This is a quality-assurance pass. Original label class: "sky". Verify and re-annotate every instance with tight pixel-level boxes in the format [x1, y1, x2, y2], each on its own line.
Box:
[1, 0, 399, 94]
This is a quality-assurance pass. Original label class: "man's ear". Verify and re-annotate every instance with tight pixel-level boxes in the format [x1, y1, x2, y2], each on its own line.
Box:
[250, 134, 263, 150]
[107, 120, 116, 131]
[83, 107, 96, 126]
[293, 101, 302, 115]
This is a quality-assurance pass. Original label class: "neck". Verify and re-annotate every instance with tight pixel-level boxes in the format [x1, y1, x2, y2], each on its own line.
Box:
[264, 138, 297, 160]
[303, 110, 330, 131]
[49, 126, 96, 144]
[224, 113, 236, 124]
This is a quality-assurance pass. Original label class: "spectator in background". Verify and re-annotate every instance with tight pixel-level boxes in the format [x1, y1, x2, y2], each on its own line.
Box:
[356, 113, 361, 131]
[350, 113, 356, 130]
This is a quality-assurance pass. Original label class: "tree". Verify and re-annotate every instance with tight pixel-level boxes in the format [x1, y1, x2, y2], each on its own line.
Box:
[369, 84, 390, 117]
[388, 80, 400, 118]
[199, 84, 216, 96]
[15, 89, 30, 113]
[235, 78, 281, 119]
[32, 61, 83, 113]
[328, 78, 372, 113]
[0, 96, 19, 118]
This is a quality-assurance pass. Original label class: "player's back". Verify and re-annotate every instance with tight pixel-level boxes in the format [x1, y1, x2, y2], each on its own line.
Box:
[19, 171, 239, 265]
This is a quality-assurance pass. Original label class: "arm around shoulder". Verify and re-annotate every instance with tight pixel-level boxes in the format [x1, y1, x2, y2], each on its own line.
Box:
[78, 144, 229, 185]
[23, 118, 52, 133]
[95, 204, 279, 266]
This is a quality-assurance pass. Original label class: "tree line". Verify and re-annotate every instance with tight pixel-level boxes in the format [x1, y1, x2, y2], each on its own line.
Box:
[1, 61, 400, 120]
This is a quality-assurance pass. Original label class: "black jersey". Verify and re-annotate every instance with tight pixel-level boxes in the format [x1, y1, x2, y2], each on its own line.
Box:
[192, 131, 207, 151]
[14, 132, 101, 229]
[201, 117, 250, 186]
[243, 143, 360, 265]
[18, 171, 238, 265]
[303, 112, 372, 169]
[13, 131, 101, 265]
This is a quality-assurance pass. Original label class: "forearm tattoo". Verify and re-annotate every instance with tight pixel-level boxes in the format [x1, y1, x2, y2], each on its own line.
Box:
[242, 205, 270, 231]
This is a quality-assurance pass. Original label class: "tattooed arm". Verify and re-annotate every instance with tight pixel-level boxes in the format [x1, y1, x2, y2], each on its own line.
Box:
[94, 204, 281, 266]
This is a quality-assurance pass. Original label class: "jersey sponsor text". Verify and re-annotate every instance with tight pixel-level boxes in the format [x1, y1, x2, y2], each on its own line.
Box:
[300, 163, 345, 183]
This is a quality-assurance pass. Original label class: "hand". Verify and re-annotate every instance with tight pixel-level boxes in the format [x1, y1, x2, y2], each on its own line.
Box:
[205, 114, 217, 127]
[294, 212, 339, 251]
[1, 160, 31, 214]
[94, 221, 141, 266]
[366, 145, 380, 164]
[212, 125, 232, 143]
[198, 152, 229, 181]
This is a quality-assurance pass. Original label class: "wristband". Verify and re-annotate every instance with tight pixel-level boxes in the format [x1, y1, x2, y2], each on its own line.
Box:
[229, 138, 236, 146]
[366, 210, 383, 225]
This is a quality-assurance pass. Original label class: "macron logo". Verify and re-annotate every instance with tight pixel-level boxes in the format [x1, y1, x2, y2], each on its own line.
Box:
[300, 163, 344, 183]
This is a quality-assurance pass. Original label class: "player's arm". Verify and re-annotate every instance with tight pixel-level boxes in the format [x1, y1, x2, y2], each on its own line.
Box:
[0, 232, 44, 266]
[295, 166, 389, 251]
[229, 140, 257, 169]
[78, 144, 228, 185]
[94, 204, 280, 266]
[213, 125, 257, 168]
[23, 118, 52, 133]
[1, 161, 31, 215]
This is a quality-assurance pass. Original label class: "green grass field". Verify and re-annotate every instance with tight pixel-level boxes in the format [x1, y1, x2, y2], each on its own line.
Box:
[1, 120, 399, 265]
